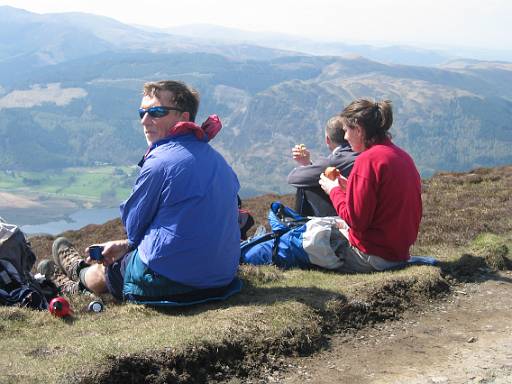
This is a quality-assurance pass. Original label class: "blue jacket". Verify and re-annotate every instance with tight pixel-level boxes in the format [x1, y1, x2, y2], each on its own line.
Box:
[120, 133, 240, 289]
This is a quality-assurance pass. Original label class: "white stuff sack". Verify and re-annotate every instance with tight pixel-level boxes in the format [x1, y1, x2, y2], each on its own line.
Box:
[302, 217, 344, 270]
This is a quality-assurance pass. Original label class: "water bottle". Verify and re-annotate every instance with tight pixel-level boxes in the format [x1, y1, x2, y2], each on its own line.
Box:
[49, 297, 72, 318]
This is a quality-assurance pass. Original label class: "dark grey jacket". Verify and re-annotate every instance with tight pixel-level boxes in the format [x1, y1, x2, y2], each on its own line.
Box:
[287, 145, 358, 188]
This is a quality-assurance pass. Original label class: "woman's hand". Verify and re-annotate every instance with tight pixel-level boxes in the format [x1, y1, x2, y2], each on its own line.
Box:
[319, 173, 348, 194]
[85, 239, 132, 266]
[292, 144, 311, 166]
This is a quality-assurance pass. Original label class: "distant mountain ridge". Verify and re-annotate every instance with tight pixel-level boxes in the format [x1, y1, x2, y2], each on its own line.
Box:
[162, 23, 512, 65]
[0, 6, 511, 196]
[162, 23, 453, 66]
[0, 6, 293, 72]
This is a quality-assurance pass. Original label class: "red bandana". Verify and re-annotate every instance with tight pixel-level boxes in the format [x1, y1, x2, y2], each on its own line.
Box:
[170, 114, 222, 142]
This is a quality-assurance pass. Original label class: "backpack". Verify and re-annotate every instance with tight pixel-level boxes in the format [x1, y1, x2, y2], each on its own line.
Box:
[238, 195, 255, 240]
[240, 202, 345, 270]
[0, 219, 50, 310]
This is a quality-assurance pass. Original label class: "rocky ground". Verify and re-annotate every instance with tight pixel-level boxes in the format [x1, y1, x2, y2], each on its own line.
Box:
[251, 271, 512, 384]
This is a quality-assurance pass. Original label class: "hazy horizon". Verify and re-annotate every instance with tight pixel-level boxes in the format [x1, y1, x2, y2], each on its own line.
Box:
[0, 0, 510, 54]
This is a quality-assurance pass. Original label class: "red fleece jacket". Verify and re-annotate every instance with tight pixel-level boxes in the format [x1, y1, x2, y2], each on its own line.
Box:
[329, 139, 422, 261]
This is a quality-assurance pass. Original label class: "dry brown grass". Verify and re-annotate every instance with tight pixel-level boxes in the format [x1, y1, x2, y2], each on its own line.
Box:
[417, 165, 512, 247]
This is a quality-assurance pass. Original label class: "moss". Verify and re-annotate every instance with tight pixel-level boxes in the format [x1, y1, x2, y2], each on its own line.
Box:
[471, 233, 511, 271]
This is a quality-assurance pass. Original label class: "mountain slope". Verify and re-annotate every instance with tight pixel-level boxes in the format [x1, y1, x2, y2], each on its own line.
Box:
[0, 7, 511, 195]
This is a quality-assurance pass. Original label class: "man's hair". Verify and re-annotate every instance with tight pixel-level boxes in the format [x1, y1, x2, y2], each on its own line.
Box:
[143, 80, 200, 122]
[340, 99, 393, 148]
[325, 116, 349, 146]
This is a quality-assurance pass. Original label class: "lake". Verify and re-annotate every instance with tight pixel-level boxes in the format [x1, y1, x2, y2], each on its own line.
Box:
[21, 207, 120, 235]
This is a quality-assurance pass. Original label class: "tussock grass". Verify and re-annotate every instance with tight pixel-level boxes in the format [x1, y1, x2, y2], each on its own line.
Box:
[2, 166, 511, 383]
[418, 166, 512, 246]
[470, 232, 511, 270]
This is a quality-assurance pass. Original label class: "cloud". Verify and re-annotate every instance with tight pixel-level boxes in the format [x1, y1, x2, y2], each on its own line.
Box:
[0, 83, 87, 109]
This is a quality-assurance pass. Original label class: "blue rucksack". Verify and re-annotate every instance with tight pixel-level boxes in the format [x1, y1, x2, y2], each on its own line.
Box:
[240, 202, 439, 271]
[240, 202, 346, 270]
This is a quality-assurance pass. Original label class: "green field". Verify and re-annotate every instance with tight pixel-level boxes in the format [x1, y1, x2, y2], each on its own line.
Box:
[0, 166, 137, 205]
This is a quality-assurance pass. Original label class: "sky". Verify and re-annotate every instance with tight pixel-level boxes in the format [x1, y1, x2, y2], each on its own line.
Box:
[0, 0, 511, 50]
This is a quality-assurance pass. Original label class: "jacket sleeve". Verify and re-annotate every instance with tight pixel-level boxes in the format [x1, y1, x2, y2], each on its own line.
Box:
[287, 157, 329, 188]
[329, 172, 377, 232]
[328, 147, 358, 178]
[120, 159, 166, 246]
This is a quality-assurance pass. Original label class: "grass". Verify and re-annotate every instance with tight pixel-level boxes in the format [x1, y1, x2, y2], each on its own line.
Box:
[0, 284, 324, 383]
[1, 165, 511, 383]
[417, 166, 512, 247]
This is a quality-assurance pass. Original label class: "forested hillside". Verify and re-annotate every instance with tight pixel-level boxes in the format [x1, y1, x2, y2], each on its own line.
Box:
[1, 6, 511, 195]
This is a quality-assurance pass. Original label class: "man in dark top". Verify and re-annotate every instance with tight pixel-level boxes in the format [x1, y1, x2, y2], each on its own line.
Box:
[287, 116, 358, 216]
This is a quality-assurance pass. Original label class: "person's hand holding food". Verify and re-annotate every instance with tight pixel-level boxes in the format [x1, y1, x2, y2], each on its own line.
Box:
[292, 143, 311, 166]
[319, 166, 347, 194]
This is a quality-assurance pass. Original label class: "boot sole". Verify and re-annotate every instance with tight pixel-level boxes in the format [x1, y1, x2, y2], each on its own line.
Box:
[51, 237, 73, 273]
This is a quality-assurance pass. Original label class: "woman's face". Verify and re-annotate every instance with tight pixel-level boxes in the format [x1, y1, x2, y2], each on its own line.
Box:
[343, 124, 366, 152]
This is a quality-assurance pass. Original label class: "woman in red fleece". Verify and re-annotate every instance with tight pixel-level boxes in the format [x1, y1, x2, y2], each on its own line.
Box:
[319, 99, 422, 273]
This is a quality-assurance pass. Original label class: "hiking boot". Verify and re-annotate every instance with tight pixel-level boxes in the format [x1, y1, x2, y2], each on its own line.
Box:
[52, 237, 87, 282]
[52, 270, 81, 295]
[36, 259, 56, 280]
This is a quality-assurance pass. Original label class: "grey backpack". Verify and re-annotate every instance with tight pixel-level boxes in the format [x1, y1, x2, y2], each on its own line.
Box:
[0, 219, 48, 310]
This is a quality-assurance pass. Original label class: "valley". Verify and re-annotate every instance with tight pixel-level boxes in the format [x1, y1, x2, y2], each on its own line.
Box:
[0, 7, 511, 196]
[0, 166, 133, 226]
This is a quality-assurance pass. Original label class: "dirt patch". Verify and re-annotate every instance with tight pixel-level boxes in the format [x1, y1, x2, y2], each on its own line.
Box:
[74, 260, 504, 384]
[1, 192, 80, 226]
[0, 191, 43, 209]
[73, 319, 323, 384]
[276, 271, 512, 384]
[29, 218, 126, 264]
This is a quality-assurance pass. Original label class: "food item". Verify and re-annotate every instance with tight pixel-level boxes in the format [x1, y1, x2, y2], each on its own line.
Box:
[324, 166, 340, 181]
[296, 143, 306, 156]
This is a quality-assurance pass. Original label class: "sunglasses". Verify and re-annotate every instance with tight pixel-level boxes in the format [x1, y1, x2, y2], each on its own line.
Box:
[138, 106, 183, 119]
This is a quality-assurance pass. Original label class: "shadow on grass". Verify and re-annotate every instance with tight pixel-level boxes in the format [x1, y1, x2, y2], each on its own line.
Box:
[149, 284, 346, 320]
[438, 252, 512, 284]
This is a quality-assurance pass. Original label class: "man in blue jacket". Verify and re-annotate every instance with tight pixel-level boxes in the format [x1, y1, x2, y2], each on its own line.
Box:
[52, 80, 241, 301]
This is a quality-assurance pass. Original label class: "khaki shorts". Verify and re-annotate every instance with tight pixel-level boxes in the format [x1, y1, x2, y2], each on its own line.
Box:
[334, 220, 404, 273]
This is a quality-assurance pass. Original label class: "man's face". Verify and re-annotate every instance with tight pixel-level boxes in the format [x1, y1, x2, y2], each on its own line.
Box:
[139, 91, 188, 146]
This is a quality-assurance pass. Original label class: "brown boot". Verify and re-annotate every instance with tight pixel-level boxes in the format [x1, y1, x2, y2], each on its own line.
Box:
[52, 237, 88, 282]
[53, 270, 81, 295]
[37, 258, 81, 295]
